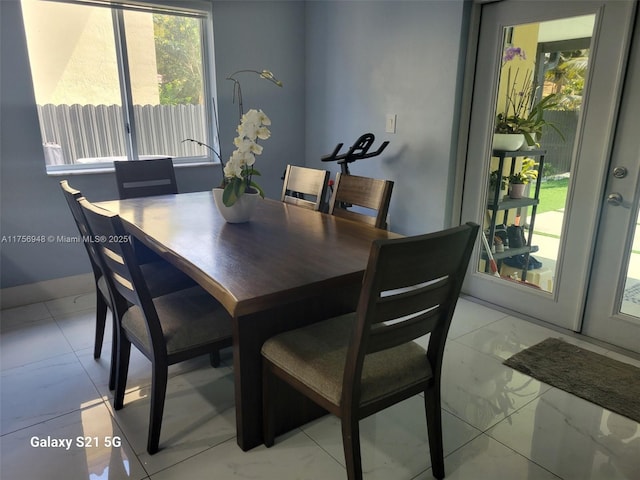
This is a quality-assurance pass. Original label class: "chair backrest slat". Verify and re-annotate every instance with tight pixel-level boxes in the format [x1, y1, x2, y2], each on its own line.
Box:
[367, 309, 441, 354]
[112, 269, 136, 293]
[328, 173, 393, 229]
[372, 279, 450, 324]
[114, 158, 178, 199]
[282, 194, 319, 210]
[331, 207, 378, 227]
[281, 165, 330, 211]
[101, 244, 137, 299]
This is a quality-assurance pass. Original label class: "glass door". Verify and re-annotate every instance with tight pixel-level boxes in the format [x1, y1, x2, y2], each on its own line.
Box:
[461, 1, 637, 339]
[582, 17, 640, 353]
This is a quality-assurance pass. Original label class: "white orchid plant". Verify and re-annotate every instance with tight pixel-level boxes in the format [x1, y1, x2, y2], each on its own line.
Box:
[221, 108, 271, 206]
[182, 69, 282, 206]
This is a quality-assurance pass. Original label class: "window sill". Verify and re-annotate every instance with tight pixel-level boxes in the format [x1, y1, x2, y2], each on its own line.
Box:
[46, 160, 218, 176]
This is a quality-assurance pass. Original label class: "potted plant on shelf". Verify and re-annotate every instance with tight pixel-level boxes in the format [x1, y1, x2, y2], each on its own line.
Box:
[508, 158, 539, 198]
[489, 169, 508, 201]
[494, 47, 564, 151]
[496, 92, 565, 149]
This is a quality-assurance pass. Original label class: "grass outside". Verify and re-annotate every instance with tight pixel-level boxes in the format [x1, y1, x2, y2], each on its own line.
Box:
[536, 177, 569, 214]
[535, 177, 640, 254]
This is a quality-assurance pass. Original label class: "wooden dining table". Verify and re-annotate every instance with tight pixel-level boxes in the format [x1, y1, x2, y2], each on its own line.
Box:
[98, 191, 400, 451]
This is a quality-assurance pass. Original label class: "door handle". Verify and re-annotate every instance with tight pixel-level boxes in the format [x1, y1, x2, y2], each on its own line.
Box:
[607, 192, 631, 208]
[608, 192, 623, 205]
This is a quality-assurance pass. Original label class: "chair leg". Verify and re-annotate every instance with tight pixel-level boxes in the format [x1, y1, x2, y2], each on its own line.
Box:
[262, 362, 275, 447]
[209, 350, 221, 368]
[147, 360, 168, 455]
[342, 416, 363, 480]
[114, 335, 131, 411]
[108, 310, 117, 391]
[94, 292, 108, 358]
[425, 385, 445, 479]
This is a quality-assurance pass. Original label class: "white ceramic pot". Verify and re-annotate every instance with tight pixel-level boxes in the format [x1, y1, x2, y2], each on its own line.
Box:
[493, 133, 525, 152]
[212, 188, 260, 223]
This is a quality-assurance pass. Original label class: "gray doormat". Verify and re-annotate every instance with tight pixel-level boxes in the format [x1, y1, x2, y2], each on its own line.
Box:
[504, 338, 640, 423]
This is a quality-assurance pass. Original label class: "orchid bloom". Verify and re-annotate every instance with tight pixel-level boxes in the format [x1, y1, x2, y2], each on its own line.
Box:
[503, 46, 526, 63]
[224, 156, 243, 179]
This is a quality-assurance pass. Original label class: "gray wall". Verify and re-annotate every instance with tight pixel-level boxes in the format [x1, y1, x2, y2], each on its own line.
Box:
[305, 0, 469, 235]
[0, 0, 469, 291]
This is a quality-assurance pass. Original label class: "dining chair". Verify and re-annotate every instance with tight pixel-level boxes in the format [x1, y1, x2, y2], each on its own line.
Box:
[328, 173, 394, 229]
[281, 164, 330, 211]
[60, 181, 197, 390]
[114, 158, 178, 199]
[262, 222, 480, 480]
[113, 158, 179, 264]
[78, 196, 233, 454]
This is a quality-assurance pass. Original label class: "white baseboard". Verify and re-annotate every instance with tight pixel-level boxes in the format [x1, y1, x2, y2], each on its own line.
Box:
[0, 273, 94, 309]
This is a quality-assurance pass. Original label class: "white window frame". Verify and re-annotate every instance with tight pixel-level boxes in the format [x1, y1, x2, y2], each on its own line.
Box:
[23, 0, 219, 174]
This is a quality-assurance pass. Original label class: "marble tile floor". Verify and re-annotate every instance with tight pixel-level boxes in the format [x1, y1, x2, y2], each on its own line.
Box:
[1, 292, 639, 480]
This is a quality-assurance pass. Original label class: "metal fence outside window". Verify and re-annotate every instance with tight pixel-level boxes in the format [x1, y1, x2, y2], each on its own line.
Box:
[38, 103, 208, 165]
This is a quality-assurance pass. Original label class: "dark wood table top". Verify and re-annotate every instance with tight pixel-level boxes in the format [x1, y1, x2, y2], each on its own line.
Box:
[98, 191, 400, 317]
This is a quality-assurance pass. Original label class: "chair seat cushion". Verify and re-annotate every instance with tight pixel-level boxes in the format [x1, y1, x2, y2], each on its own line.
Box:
[261, 313, 431, 407]
[122, 286, 232, 357]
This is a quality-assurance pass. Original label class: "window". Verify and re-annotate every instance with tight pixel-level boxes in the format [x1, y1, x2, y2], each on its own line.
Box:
[21, 0, 217, 172]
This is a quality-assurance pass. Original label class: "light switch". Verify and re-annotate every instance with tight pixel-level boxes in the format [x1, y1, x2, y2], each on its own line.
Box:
[385, 114, 397, 134]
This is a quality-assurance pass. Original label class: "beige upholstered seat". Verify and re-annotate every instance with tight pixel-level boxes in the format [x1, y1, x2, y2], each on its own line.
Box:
[281, 164, 330, 211]
[262, 313, 431, 407]
[262, 223, 479, 480]
[121, 288, 231, 357]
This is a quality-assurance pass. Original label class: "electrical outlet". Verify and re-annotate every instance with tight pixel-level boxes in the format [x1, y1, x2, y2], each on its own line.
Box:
[385, 114, 397, 134]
